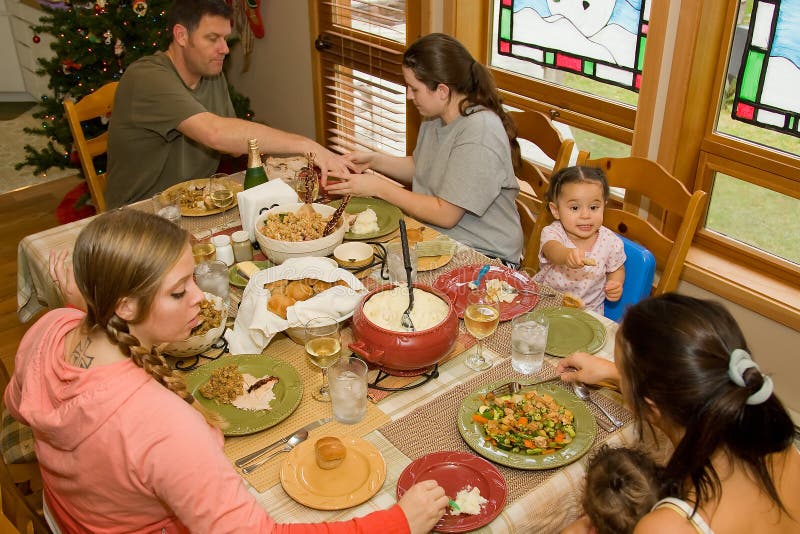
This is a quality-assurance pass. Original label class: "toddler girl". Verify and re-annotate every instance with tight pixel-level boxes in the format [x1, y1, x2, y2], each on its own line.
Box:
[563, 446, 666, 534]
[533, 166, 625, 313]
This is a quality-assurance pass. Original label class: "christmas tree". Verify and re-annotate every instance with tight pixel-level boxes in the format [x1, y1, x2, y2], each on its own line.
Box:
[16, 0, 253, 177]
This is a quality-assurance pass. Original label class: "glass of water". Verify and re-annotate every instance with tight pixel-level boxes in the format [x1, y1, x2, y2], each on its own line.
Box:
[385, 242, 417, 285]
[329, 356, 368, 424]
[152, 190, 182, 227]
[511, 312, 549, 375]
[193, 260, 229, 302]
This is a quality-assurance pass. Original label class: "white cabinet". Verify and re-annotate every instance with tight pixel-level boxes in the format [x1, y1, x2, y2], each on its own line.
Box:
[6, 0, 54, 100]
[0, 0, 28, 97]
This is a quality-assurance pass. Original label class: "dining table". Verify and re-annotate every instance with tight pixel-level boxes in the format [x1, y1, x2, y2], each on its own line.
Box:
[15, 159, 672, 533]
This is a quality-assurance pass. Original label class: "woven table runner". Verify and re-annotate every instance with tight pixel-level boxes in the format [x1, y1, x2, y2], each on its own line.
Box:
[378, 357, 633, 503]
[221, 336, 390, 492]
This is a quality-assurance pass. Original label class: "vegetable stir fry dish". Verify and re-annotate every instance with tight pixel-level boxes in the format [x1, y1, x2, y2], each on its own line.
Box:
[472, 390, 575, 455]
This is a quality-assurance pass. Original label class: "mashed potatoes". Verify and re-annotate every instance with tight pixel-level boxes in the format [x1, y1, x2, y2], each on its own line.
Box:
[363, 286, 448, 331]
[451, 486, 487, 515]
[350, 208, 379, 235]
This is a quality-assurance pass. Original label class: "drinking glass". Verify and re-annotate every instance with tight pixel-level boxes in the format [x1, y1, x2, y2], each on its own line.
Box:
[152, 190, 181, 226]
[511, 312, 549, 374]
[304, 315, 341, 402]
[329, 356, 368, 424]
[463, 289, 500, 371]
[208, 173, 234, 230]
[193, 260, 229, 301]
[385, 242, 417, 285]
[191, 230, 216, 264]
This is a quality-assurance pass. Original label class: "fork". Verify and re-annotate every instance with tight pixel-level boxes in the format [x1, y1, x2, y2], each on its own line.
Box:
[489, 375, 562, 397]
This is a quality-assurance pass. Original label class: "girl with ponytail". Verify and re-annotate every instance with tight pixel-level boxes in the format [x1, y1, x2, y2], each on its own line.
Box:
[5, 209, 447, 533]
[556, 293, 799, 533]
[326, 32, 524, 265]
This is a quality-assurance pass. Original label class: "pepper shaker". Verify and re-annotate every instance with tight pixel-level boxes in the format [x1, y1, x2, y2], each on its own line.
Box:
[231, 230, 253, 263]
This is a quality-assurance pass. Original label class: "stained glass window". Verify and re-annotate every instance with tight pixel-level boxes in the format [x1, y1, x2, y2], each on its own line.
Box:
[493, 0, 650, 92]
[731, 0, 800, 138]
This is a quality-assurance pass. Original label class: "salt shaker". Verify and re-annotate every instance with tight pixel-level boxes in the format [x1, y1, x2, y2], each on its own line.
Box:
[211, 234, 235, 266]
[231, 230, 253, 263]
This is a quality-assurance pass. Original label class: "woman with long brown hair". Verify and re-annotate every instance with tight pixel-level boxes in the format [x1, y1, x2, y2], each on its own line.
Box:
[327, 32, 523, 265]
[5, 209, 448, 533]
[557, 293, 799, 533]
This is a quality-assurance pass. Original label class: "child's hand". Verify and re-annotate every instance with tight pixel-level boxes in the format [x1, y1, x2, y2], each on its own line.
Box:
[565, 248, 585, 269]
[604, 280, 623, 301]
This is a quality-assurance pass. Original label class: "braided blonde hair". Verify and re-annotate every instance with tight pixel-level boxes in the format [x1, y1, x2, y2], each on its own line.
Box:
[73, 209, 224, 428]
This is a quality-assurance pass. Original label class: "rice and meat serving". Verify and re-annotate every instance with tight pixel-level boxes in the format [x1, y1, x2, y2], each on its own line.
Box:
[198, 365, 279, 411]
[260, 211, 332, 241]
[362, 286, 448, 331]
[473, 390, 575, 455]
[190, 299, 222, 336]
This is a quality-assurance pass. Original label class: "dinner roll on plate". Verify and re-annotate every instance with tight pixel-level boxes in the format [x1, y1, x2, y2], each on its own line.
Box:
[315, 436, 347, 470]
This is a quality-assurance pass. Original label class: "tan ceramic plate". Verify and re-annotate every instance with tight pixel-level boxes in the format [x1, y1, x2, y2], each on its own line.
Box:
[418, 253, 453, 272]
[164, 178, 243, 217]
[280, 436, 386, 510]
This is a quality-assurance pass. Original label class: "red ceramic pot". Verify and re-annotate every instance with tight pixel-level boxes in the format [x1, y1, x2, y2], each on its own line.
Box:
[349, 283, 458, 371]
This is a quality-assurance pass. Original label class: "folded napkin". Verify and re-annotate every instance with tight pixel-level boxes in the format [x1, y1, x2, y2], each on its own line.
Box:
[236, 178, 299, 243]
[225, 257, 366, 355]
[415, 236, 458, 257]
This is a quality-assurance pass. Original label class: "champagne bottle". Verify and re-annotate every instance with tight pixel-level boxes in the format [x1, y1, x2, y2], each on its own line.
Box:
[243, 138, 268, 189]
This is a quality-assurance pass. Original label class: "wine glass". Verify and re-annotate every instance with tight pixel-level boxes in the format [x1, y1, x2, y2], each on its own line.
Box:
[463, 289, 500, 371]
[208, 173, 234, 230]
[304, 315, 341, 402]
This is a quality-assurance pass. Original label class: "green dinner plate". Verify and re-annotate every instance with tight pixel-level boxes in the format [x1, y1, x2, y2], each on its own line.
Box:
[457, 380, 597, 470]
[533, 307, 607, 357]
[184, 354, 302, 436]
[329, 197, 403, 240]
[228, 260, 272, 288]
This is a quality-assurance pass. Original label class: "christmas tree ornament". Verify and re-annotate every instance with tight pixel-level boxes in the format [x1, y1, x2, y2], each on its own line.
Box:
[244, 0, 265, 38]
[114, 38, 124, 56]
[96, 0, 106, 7]
[132, 0, 147, 17]
[103, 30, 112, 44]
[32, 35, 40, 43]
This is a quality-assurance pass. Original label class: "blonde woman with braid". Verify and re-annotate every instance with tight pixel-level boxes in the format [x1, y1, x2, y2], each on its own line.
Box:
[5, 209, 448, 533]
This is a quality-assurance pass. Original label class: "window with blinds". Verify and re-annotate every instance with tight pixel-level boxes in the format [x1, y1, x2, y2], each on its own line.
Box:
[310, 0, 421, 157]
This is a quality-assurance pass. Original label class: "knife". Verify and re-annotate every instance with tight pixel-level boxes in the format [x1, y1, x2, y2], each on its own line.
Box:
[234, 417, 332, 467]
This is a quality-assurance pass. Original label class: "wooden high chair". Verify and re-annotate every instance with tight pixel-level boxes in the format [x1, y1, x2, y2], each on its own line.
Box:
[578, 156, 708, 295]
[63, 82, 118, 213]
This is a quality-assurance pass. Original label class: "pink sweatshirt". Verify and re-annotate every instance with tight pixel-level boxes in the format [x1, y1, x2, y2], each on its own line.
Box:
[6, 309, 408, 533]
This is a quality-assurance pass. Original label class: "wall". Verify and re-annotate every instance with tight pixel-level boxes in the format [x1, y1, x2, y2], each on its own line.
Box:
[225, 1, 315, 140]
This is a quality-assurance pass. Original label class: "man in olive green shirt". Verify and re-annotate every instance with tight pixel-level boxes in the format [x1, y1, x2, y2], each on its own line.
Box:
[106, 0, 347, 208]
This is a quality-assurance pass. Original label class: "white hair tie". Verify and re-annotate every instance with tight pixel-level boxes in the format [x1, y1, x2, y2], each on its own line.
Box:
[728, 348, 773, 405]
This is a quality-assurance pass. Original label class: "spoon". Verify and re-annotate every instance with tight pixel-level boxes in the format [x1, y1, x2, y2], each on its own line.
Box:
[399, 220, 415, 332]
[241, 430, 308, 474]
[572, 382, 624, 429]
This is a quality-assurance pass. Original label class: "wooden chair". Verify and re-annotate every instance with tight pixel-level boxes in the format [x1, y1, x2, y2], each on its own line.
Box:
[0, 366, 49, 534]
[509, 110, 574, 270]
[63, 82, 118, 213]
[509, 110, 574, 176]
[580, 156, 708, 295]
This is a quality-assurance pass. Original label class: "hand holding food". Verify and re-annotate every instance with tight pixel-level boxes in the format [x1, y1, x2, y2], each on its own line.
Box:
[314, 436, 347, 469]
[398, 479, 449, 534]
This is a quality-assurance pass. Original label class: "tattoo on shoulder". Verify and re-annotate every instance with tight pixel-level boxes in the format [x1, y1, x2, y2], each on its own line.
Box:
[71, 337, 95, 369]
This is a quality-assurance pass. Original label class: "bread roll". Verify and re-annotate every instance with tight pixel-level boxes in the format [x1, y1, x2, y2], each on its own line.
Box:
[268, 293, 296, 319]
[286, 280, 314, 301]
[315, 436, 346, 470]
[562, 293, 584, 308]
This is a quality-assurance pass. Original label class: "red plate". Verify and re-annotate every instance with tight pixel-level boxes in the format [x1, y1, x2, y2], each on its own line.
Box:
[432, 265, 539, 321]
[397, 451, 507, 533]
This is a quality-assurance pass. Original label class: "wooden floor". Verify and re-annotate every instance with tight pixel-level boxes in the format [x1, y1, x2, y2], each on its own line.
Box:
[0, 175, 83, 373]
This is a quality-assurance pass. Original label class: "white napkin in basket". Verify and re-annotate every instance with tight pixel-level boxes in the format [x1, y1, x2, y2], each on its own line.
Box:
[236, 178, 299, 243]
[225, 257, 366, 355]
